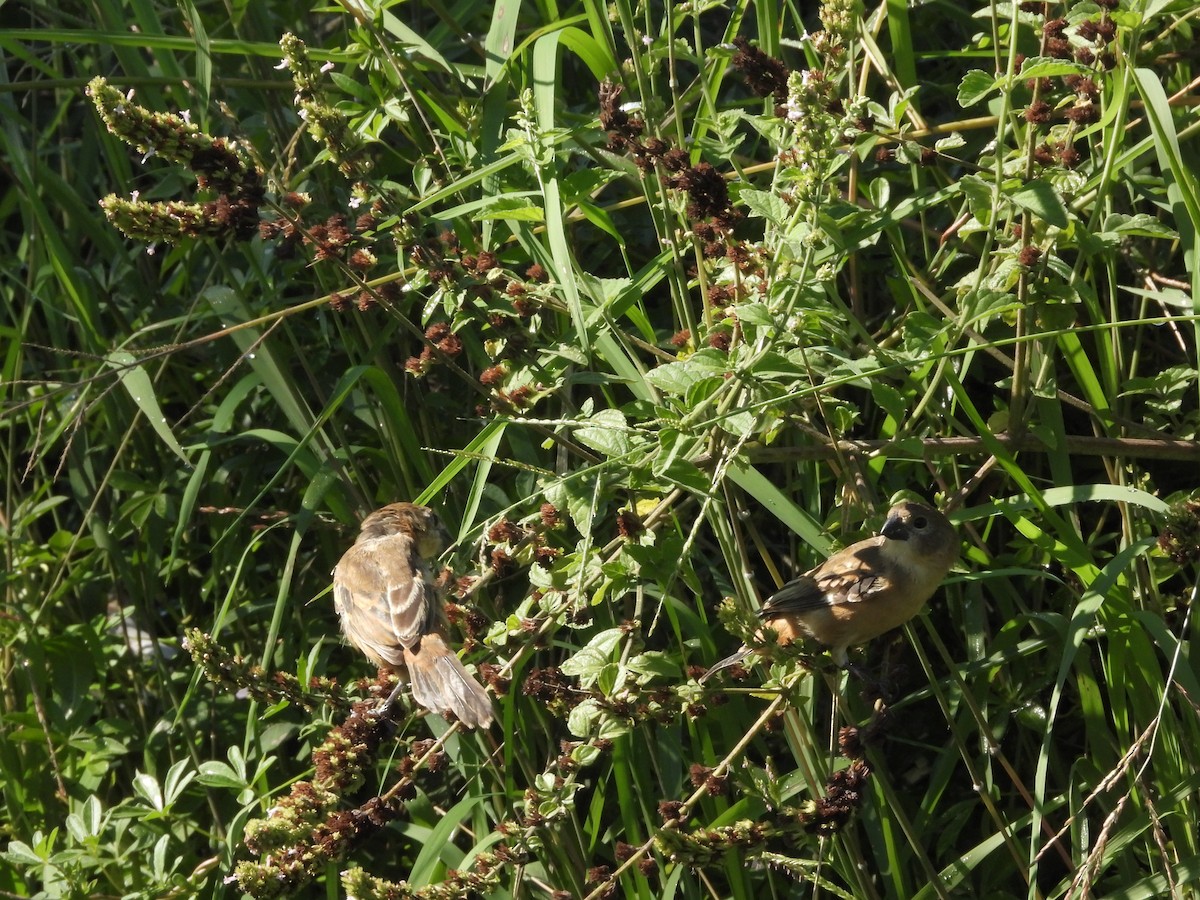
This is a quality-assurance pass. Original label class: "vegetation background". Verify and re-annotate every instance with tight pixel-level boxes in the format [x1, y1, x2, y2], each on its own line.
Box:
[2, 0, 1199, 897]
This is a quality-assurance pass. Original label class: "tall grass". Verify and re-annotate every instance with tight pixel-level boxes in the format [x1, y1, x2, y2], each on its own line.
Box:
[2, 0, 1199, 897]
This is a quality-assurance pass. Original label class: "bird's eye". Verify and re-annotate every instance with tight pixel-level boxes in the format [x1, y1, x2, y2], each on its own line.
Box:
[913, 516, 928, 528]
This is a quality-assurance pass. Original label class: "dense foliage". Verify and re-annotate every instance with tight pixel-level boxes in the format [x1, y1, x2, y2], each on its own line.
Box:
[3, 0, 1200, 897]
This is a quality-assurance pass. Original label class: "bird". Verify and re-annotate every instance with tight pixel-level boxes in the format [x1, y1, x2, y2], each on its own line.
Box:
[331, 502, 494, 728]
[703, 500, 959, 680]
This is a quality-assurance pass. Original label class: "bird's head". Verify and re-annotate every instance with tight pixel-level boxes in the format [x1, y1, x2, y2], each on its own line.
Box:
[359, 502, 450, 557]
[879, 500, 959, 569]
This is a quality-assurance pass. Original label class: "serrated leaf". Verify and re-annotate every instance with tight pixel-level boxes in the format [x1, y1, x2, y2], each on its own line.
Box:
[542, 478, 598, 536]
[738, 188, 789, 226]
[734, 302, 776, 326]
[1018, 56, 1091, 81]
[1099, 213, 1177, 240]
[871, 380, 908, 422]
[580, 274, 634, 308]
[958, 174, 996, 221]
[560, 627, 624, 687]
[474, 196, 545, 222]
[958, 69, 997, 107]
[718, 409, 757, 438]
[574, 408, 633, 458]
[748, 350, 805, 381]
[689, 348, 740, 372]
[646, 359, 716, 395]
[627, 651, 680, 680]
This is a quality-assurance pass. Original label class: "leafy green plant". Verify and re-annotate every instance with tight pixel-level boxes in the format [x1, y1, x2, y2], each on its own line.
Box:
[3, 0, 1200, 897]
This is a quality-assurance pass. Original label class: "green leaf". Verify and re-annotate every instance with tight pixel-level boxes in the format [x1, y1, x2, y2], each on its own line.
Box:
[560, 627, 624, 687]
[329, 72, 373, 103]
[627, 651, 680, 680]
[597, 712, 631, 740]
[162, 759, 196, 807]
[197, 761, 244, 790]
[133, 772, 164, 811]
[473, 196, 546, 222]
[718, 408, 757, 438]
[409, 795, 486, 886]
[734, 302, 776, 326]
[957, 69, 996, 107]
[748, 350, 805, 382]
[871, 380, 908, 423]
[106, 351, 190, 465]
[1099, 213, 1177, 240]
[645, 350, 729, 395]
[737, 188, 790, 226]
[542, 476, 599, 537]
[958, 174, 998, 223]
[651, 429, 711, 493]
[597, 661, 622, 694]
[645, 359, 708, 395]
[1011, 180, 1069, 229]
[1134, 67, 1200, 241]
[1, 841, 44, 866]
[567, 698, 602, 737]
[557, 26, 616, 81]
[1018, 56, 1091, 81]
[574, 408, 633, 458]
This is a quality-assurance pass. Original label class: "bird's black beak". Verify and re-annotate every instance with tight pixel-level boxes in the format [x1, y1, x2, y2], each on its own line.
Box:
[880, 515, 909, 540]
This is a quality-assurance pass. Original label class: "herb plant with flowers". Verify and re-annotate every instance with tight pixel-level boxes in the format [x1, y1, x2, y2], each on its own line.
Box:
[3, 0, 1199, 898]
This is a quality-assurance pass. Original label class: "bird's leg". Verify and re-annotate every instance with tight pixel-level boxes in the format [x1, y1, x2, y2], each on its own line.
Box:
[843, 659, 897, 704]
[847, 655, 908, 705]
[843, 660, 872, 684]
[374, 676, 405, 719]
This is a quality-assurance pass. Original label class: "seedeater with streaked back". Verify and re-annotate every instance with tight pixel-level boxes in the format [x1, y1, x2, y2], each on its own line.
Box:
[332, 502, 493, 728]
[704, 500, 959, 678]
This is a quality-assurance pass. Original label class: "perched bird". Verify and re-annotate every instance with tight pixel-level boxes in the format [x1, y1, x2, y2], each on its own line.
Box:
[332, 502, 493, 728]
[704, 501, 958, 679]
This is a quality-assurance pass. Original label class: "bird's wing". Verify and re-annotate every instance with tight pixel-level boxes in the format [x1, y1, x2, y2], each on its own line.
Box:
[333, 534, 438, 663]
[758, 539, 892, 616]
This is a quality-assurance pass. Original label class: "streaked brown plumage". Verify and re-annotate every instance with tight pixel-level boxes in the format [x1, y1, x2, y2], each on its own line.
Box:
[332, 502, 493, 728]
[704, 501, 959, 678]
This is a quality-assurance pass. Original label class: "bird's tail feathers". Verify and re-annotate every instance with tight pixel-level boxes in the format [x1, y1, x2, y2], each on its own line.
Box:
[405, 636, 494, 729]
[699, 645, 752, 683]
